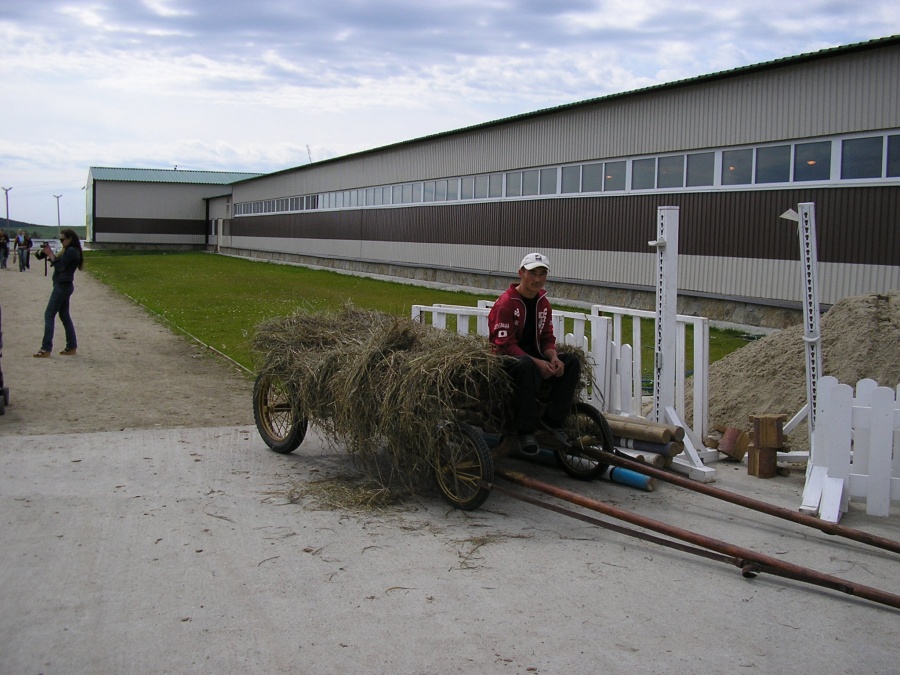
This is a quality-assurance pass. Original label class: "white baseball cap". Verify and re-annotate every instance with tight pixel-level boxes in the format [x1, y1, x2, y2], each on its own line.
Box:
[520, 252, 550, 271]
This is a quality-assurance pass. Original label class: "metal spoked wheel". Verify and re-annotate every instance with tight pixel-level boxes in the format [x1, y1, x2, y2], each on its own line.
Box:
[554, 402, 613, 480]
[435, 421, 494, 510]
[253, 372, 308, 454]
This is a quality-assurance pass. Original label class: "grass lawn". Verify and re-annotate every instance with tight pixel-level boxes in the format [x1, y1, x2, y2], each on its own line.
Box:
[84, 250, 752, 374]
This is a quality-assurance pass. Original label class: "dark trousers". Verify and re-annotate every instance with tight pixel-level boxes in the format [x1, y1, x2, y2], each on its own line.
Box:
[506, 352, 581, 434]
[42, 283, 76, 352]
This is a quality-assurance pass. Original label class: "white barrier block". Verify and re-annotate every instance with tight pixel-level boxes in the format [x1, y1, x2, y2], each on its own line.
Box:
[819, 476, 845, 524]
[800, 465, 828, 515]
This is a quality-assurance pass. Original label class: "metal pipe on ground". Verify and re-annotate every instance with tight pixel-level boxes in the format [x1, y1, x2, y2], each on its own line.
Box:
[493, 468, 900, 611]
[587, 449, 900, 556]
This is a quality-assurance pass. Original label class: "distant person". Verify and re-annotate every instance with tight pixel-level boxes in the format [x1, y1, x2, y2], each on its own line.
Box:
[13, 229, 27, 271]
[0, 228, 9, 269]
[487, 252, 581, 456]
[24, 232, 32, 269]
[33, 228, 84, 358]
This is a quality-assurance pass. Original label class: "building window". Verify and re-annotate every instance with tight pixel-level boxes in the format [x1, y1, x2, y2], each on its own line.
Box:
[755, 145, 791, 183]
[435, 180, 447, 201]
[686, 152, 714, 187]
[460, 176, 474, 200]
[604, 161, 626, 191]
[561, 165, 580, 193]
[841, 136, 883, 179]
[722, 149, 752, 185]
[447, 178, 459, 200]
[657, 155, 684, 189]
[582, 163, 603, 192]
[423, 182, 434, 202]
[506, 171, 522, 197]
[522, 170, 540, 196]
[632, 158, 656, 190]
[489, 173, 503, 198]
[474, 174, 489, 199]
[540, 168, 557, 195]
[888, 135, 900, 177]
[794, 141, 831, 181]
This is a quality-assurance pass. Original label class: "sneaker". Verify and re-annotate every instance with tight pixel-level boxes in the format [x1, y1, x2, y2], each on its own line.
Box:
[59, 347, 77, 356]
[33, 350, 51, 358]
[517, 433, 539, 457]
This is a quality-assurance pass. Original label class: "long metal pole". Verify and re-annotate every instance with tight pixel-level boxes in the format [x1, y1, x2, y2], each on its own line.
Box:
[54, 194, 62, 239]
[593, 449, 900, 555]
[494, 468, 900, 610]
[2, 187, 10, 231]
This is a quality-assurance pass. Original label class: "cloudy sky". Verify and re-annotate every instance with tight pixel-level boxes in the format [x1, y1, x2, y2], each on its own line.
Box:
[1, 0, 898, 227]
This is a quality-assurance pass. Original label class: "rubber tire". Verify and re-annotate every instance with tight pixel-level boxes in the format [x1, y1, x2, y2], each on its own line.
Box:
[435, 422, 494, 510]
[2, 387, 8, 407]
[554, 402, 613, 480]
[253, 372, 308, 454]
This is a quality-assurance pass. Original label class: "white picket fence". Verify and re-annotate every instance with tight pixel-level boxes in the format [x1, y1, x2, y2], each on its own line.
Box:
[410, 301, 710, 439]
[801, 376, 900, 521]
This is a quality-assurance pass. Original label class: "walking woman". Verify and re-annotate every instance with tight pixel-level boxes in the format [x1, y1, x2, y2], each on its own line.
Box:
[33, 228, 84, 358]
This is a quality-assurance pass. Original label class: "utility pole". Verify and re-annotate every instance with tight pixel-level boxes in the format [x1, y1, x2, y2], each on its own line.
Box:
[2, 186, 11, 232]
[54, 194, 62, 238]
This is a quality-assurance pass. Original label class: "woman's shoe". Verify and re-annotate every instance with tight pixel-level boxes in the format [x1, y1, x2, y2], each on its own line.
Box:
[59, 347, 77, 356]
[33, 350, 51, 358]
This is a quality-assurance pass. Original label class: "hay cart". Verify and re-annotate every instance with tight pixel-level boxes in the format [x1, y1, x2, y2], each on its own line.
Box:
[252, 370, 615, 510]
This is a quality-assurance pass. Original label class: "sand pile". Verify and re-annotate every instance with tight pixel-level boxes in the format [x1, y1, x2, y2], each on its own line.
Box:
[705, 291, 900, 451]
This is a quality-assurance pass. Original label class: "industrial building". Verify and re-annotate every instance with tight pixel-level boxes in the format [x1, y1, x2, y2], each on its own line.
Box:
[86, 36, 900, 327]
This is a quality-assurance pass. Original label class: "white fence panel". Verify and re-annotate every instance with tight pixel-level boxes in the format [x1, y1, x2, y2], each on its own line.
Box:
[591, 304, 710, 437]
[807, 377, 900, 518]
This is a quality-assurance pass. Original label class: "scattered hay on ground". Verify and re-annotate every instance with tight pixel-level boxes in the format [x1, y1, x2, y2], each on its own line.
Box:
[285, 475, 412, 512]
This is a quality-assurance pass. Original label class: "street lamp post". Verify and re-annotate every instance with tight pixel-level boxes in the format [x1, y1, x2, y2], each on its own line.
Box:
[2, 187, 11, 232]
[54, 194, 62, 239]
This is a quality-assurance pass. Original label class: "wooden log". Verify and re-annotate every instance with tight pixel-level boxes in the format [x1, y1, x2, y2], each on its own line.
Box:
[606, 413, 685, 441]
[614, 436, 682, 458]
[616, 447, 667, 467]
[607, 419, 672, 444]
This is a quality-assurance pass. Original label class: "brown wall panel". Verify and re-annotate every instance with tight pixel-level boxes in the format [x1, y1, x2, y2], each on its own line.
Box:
[229, 186, 900, 267]
[94, 217, 207, 236]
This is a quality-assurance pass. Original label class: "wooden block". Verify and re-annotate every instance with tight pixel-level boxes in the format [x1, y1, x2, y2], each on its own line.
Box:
[718, 427, 750, 461]
[749, 414, 787, 449]
[748, 446, 778, 478]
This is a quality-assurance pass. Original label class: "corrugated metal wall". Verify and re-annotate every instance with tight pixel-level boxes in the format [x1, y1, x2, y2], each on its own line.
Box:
[228, 185, 900, 305]
[233, 42, 900, 198]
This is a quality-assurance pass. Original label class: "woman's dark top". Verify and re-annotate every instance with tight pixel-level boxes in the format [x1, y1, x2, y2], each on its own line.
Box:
[50, 246, 80, 284]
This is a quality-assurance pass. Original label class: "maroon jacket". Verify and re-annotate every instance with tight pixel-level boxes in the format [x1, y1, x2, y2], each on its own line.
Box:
[488, 284, 556, 358]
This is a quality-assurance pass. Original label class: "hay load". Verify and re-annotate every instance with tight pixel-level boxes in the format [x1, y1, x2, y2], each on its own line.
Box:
[251, 305, 515, 488]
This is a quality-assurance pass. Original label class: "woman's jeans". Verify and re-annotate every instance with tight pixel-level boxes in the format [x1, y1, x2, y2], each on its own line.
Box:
[18, 248, 27, 271]
[42, 282, 76, 352]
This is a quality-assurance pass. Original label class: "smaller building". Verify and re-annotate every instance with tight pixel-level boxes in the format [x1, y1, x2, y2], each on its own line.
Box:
[85, 167, 262, 247]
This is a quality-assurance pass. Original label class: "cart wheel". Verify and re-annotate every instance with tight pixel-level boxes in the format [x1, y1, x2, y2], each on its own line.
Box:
[435, 422, 493, 510]
[554, 402, 613, 480]
[253, 373, 308, 454]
